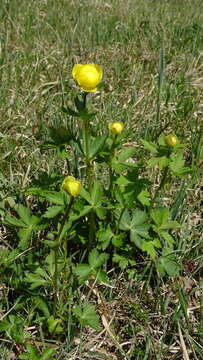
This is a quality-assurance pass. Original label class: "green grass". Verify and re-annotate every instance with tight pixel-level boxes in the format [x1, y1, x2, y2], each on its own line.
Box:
[0, 0, 203, 359]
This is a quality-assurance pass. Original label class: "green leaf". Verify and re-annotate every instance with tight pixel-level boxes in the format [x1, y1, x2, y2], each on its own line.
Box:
[88, 248, 108, 269]
[89, 134, 107, 159]
[15, 204, 32, 226]
[25, 344, 39, 358]
[150, 207, 169, 228]
[71, 205, 92, 220]
[117, 147, 137, 162]
[92, 268, 109, 283]
[160, 231, 174, 244]
[159, 254, 180, 277]
[4, 214, 25, 227]
[115, 186, 125, 207]
[169, 152, 185, 174]
[43, 191, 67, 206]
[137, 190, 151, 206]
[33, 297, 50, 318]
[151, 208, 181, 233]
[96, 224, 113, 250]
[41, 348, 56, 360]
[131, 209, 148, 227]
[18, 227, 33, 250]
[141, 139, 158, 154]
[95, 207, 106, 219]
[130, 224, 150, 248]
[43, 205, 64, 218]
[48, 316, 63, 334]
[25, 269, 51, 289]
[115, 175, 131, 186]
[80, 188, 92, 204]
[1, 249, 20, 267]
[0, 319, 10, 332]
[119, 209, 150, 249]
[158, 156, 169, 169]
[147, 156, 169, 169]
[73, 304, 101, 331]
[112, 254, 129, 269]
[119, 209, 132, 230]
[61, 106, 80, 117]
[74, 95, 85, 111]
[111, 234, 123, 248]
[74, 264, 91, 283]
[91, 181, 103, 206]
[147, 157, 161, 168]
[141, 240, 157, 258]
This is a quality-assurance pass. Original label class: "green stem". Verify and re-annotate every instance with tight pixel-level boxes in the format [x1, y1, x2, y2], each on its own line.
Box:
[53, 196, 74, 315]
[109, 136, 116, 195]
[82, 93, 96, 246]
[140, 261, 154, 299]
[115, 206, 126, 235]
[200, 273, 203, 344]
[151, 165, 169, 208]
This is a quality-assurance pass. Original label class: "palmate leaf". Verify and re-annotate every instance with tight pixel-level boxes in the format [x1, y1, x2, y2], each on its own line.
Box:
[141, 139, 158, 154]
[117, 146, 137, 162]
[15, 204, 32, 226]
[92, 268, 109, 283]
[89, 134, 108, 159]
[137, 189, 151, 206]
[141, 240, 157, 258]
[33, 297, 50, 318]
[131, 209, 148, 227]
[119, 209, 132, 230]
[41, 348, 56, 360]
[169, 152, 185, 173]
[112, 254, 129, 269]
[43, 191, 68, 206]
[74, 264, 91, 283]
[4, 214, 25, 227]
[151, 207, 180, 232]
[25, 267, 51, 289]
[18, 227, 33, 250]
[88, 248, 108, 269]
[73, 304, 101, 331]
[91, 181, 103, 206]
[151, 207, 169, 227]
[119, 209, 150, 249]
[158, 254, 180, 277]
[43, 205, 64, 218]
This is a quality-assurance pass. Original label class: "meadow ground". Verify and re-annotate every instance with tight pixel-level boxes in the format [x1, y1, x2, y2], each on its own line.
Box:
[0, 0, 203, 359]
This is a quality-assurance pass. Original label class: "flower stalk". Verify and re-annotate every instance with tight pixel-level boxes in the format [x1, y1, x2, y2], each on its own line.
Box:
[53, 195, 75, 315]
[82, 93, 96, 246]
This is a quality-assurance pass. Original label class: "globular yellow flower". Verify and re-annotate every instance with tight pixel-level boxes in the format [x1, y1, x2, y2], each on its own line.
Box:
[108, 121, 124, 135]
[62, 176, 82, 197]
[72, 64, 103, 92]
[165, 134, 179, 147]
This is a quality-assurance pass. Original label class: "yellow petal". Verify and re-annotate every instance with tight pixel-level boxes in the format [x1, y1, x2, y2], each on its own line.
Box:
[94, 65, 103, 82]
[108, 122, 124, 134]
[72, 64, 83, 80]
[72, 64, 103, 92]
[80, 86, 97, 92]
[62, 176, 82, 197]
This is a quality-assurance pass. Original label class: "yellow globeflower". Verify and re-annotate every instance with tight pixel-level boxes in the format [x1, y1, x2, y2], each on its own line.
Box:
[72, 64, 103, 92]
[62, 176, 82, 197]
[108, 121, 124, 135]
[165, 134, 179, 147]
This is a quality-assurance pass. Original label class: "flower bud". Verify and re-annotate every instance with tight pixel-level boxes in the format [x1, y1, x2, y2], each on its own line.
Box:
[108, 121, 124, 135]
[72, 64, 103, 92]
[165, 134, 179, 147]
[62, 176, 82, 197]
